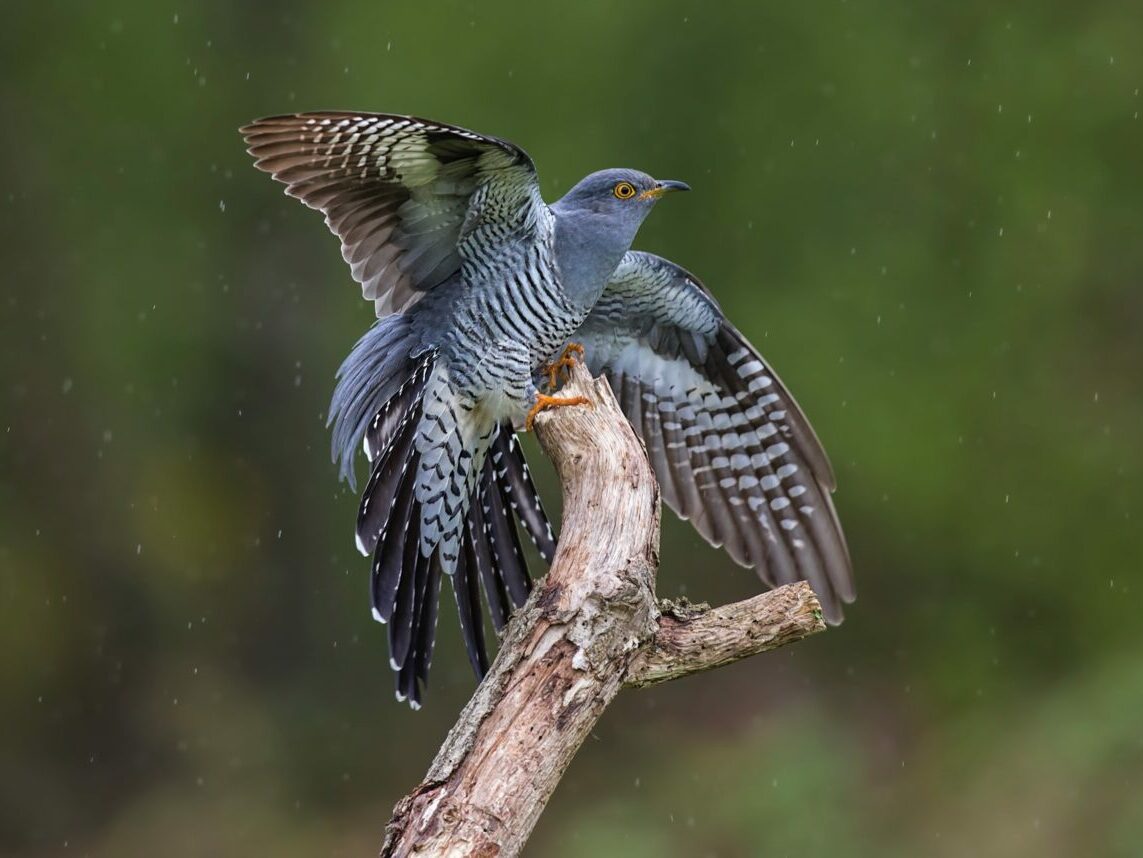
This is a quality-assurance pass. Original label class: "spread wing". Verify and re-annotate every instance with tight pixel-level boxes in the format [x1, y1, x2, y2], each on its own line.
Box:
[578, 251, 854, 620]
[241, 111, 545, 316]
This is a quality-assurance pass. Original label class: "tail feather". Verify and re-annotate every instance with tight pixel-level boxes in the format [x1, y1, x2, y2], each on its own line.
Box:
[491, 427, 557, 564]
[433, 450, 535, 684]
[396, 650, 417, 707]
[454, 530, 490, 677]
[394, 550, 439, 709]
[332, 328, 560, 705]
[412, 554, 444, 701]
[484, 458, 533, 609]
[388, 518, 426, 670]
[468, 483, 511, 631]
[364, 357, 433, 461]
[356, 405, 422, 557]
[394, 561, 421, 702]
[369, 474, 417, 623]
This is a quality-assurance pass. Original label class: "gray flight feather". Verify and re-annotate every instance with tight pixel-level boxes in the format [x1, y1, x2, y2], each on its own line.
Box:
[574, 251, 853, 621]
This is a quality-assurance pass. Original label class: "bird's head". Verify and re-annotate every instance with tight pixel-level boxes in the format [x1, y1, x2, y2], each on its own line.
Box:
[551, 169, 690, 298]
[554, 169, 690, 224]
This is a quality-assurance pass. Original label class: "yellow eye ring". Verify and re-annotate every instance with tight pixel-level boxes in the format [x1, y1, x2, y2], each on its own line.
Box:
[613, 181, 637, 200]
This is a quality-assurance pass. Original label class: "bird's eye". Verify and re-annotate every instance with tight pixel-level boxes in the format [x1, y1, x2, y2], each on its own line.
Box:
[613, 181, 637, 200]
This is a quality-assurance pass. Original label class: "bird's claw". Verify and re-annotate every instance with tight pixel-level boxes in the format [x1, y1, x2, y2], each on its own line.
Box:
[525, 393, 591, 432]
[542, 342, 586, 391]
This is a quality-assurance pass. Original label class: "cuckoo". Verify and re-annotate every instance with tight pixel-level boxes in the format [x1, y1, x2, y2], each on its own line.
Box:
[241, 111, 853, 707]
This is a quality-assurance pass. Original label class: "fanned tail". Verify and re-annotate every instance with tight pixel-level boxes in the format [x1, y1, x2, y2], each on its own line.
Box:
[331, 327, 558, 707]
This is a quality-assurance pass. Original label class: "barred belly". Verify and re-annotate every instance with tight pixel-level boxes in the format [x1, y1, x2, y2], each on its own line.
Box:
[441, 245, 589, 419]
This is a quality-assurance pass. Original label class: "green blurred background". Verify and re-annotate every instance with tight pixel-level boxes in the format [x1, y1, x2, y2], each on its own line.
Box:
[3, 1, 1142, 855]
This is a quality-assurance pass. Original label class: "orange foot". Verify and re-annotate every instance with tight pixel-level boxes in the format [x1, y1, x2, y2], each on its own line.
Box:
[525, 393, 591, 431]
[541, 342, 587, 391]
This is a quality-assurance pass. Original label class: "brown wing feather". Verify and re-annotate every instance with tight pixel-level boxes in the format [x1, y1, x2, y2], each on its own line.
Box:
[241, 111, 540, 316]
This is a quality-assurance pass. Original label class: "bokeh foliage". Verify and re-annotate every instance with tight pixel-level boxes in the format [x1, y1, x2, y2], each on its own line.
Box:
[2, 1, 1141, 855]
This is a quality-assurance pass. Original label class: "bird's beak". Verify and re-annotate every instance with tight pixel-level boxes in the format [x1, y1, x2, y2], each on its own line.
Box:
[639, 179, 691, 201]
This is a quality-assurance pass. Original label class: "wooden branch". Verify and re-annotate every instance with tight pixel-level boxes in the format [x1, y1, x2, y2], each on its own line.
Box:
[623, 583, 825, 689]
[381, 362, 827, 857]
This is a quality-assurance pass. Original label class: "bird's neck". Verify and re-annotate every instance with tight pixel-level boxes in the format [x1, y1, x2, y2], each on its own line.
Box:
[551, 206, 638, 307]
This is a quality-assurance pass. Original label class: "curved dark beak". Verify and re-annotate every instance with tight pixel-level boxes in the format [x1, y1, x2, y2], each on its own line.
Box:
[639, 179, 691, 200]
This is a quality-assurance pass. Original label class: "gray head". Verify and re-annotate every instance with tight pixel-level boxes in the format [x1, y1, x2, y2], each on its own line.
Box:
[554, 168, 690, 220]
[551, 169, 689, 302]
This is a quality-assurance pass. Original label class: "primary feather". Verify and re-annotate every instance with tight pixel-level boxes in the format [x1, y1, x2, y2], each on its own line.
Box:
[576, 251, 853, 620]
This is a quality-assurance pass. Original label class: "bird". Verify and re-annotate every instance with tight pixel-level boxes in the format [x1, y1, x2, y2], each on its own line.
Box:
[241, 111, 853, 707]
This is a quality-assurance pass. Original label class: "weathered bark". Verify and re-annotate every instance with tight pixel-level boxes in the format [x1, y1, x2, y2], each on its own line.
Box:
[381, 363, 826, 857]
[623, 584, 825, 689]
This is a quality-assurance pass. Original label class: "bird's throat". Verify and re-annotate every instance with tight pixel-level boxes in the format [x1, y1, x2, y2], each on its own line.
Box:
[551, 208, 640, 308]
